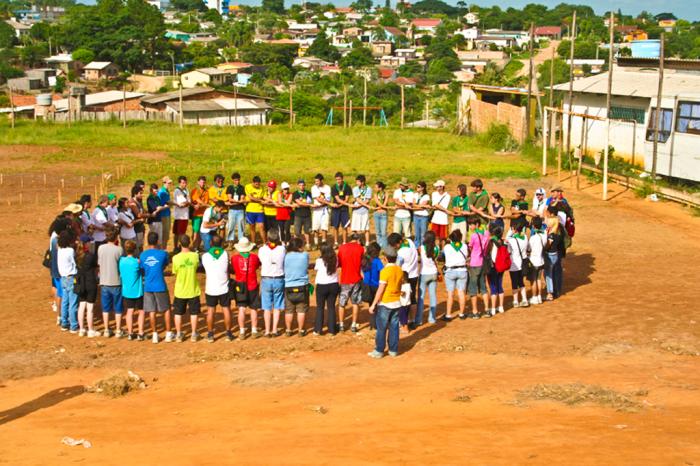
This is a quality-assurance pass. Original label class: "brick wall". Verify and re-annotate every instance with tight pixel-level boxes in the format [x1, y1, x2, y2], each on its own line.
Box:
[467, 99, 527, 144]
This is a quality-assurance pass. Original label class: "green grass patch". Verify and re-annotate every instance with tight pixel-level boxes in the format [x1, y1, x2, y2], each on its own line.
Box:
[0, 121, 540, 183]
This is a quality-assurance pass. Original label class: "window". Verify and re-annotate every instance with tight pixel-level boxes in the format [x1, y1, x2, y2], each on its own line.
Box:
[609, 106, 645, 124]
[676, 101, 700, 135]
[645, 107, 673, 143]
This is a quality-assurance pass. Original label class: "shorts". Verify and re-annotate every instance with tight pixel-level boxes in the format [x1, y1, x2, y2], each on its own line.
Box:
[339, 281, 363, 307]
[331, 208, 350, 229]
[144, 291, 170, 312]
[284, 286, 309, 313]
[78, 287, 98, 304]
[294, 215, 312, 235]
[351, 210, 370, 231]
[487, 269, 504, 295]
[246, 212, 265, 225]
[173, 296, 201, 315]
[192, 216, 203, 233]
[312, 209, 329, 231]
[100, 285, 123, 314]
[527, 265, 543, 282]
[53, 277, 64, 298]
[467, 266, 487, 296]
[408, 276, 418, 305]
[431, 223, 448, 240]
[173, 219, 189, 235]
[509, 270, 525, 289]
[261, 277, 285, 311]
[123, 296, 144, 310]
[206, 292, 231, 308]
[444, 268, 467, 292]
[234, 284, 260, 308]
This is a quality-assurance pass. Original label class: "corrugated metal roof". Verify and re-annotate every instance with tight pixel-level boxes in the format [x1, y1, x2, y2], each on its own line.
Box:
[83, 61, 114, 70]
[551, 66, 700, 99]
[53, 91, 145, 111]
[165, 98, 270, 112]
[141, 87, 214, 104]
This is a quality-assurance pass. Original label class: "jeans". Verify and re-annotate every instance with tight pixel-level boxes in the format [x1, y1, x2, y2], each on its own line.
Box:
[417, 273, 438, 324]
[545, 252, 563, 297]
[315, 283, 340, 334]
[393, 216, 411, 237]
[201, 231, 213, 252]
[375, 305, 400, 354]
[227, 209, 245, 242]
[60, 276, 79, 330]
[374, 212, 388, 248]
[261, 277, 285, 311]
[414, 215, 429, 249]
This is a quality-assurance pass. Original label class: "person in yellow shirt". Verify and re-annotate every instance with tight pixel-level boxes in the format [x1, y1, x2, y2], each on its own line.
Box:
[244, 176, 266, 244]
[263, 180, 279, 237]
[368, 246, 403, 358]
[208, 174, 228, 208]
[171, 235, 202, 342]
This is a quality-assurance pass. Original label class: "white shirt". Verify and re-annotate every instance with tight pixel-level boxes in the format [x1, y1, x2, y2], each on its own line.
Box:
[92, 207, 108, 242]
[393, 188, 413, 218]
[507, 236, 528, 271]
[80, 211, 91, 233]
[201, 251, 230, 296]
[173, 187, 190, 220]
[443, 243, 468, 268]
[413, 193, 430, 217]
[420, 245, 439, 275]
[311, 184, 331, 210]
[431, 191, 451, 225]
[258, 244, 286, 277]
[107, 205, 119, 223]
[200, 207, 218, 234]
[528, 231, 546, 268]
[352, 185, 372, 212]
[397, 239, 419, 278]
[118, 210, 136, 239]
[57, 247, 77, 277]
[532, 196, 546, 217]
[314, 258, 339, 284]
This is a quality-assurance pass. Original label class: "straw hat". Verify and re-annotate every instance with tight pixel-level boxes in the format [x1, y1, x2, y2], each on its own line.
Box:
[64, 203, 83, 214]
[433, 180, 446, 188]
[234, 237, 255, 253]
[398, 177, 409, 186]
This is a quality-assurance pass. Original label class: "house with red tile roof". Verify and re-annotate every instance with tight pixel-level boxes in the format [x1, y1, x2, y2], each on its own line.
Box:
[533, 26, 561, 40]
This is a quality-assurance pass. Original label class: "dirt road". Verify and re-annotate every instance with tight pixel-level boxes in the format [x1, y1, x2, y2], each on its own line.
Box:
[1, 146, 699, 464]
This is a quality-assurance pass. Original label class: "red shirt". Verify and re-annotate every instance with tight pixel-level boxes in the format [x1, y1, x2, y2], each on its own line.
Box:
[337, 242, 364, 285]
[231, 253, 261, 291]
[276, 192, 293, 221]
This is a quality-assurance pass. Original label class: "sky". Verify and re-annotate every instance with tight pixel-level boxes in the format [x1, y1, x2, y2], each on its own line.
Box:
[76, 0, 699, 21]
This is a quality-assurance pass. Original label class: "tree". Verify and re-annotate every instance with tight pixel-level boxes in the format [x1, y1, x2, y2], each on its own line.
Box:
[339, 42, 374, 69]
[412, 0, 458, 16]
[378, 8, 399, 27]
[536, 58, 570, 91]
[262, 0, 285, 15]
[240, 42, 298, 68]
[221, 20, 255, 48]
[426, 58, 455, 83]
[72, 47, 95, 64]
[350, 0, 372, 13]
[0, 20, 15, 48]
[202, 8, 222, 24]
[306, 29, 340, 62]
[170, 0, 206, 11]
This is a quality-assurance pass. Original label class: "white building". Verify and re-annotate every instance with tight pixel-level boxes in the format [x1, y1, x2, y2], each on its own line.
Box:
[180, 68, 231, 88]
[464, 12, 479, 25]
[164, 98, 271, 126]
[455, 27, 478, 41]
[551, 63, 700, 182]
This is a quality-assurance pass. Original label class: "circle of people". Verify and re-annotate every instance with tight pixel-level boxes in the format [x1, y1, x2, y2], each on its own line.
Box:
[48, 171, 575, 359]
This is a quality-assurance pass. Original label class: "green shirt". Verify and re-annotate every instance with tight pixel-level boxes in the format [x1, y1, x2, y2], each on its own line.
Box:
[451, 196, 469, 223]
[172, 251, 201, 299]
[468, 190, 489, 222]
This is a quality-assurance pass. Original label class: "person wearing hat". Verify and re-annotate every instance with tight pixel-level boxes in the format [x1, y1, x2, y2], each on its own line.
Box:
[545, 186, 574, 226]
[231, 236, 262, 339]
[531, 187, 547, 218]
[392, 177, 413, 238]
[244, 175, 266, 244]
[275, 182, 294, 244]
[158, 176, 173, 250]
[331, 172, 353, 245]
[263, 180, 280, 237]
[225, 172, 247, 245]
[292, 179, 313, 249]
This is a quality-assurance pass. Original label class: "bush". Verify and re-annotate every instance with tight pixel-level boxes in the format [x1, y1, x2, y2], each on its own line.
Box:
[481, 123, 519, 152]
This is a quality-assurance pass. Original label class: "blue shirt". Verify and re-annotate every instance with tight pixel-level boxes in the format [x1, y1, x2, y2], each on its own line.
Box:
[363, 257, 383, 287]
[119, 256, 143, 299]
[284, 252, 309, 287]
[158, 187, 171, 218]
[139, 249, 169, 293]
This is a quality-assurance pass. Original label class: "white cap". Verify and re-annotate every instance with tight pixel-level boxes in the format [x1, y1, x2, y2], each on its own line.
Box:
[281, 181, 290, 190]
[535, 187, 546, 195]
[433, 180, 446, 187]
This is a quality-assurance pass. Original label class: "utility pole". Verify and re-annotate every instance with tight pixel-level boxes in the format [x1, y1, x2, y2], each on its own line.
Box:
[343, 85, 348, 128]
[651, 32, 665, 182]
[233, 84, 238, 127]
[603, 11, 614, 200]
[526, 22, 535, 140]
[363, 75, 367, 126]
[400, 85, 405, 129]
[548, 46, 555, 147]
[178, 77, 183, 129]
[7, 87, 15, 129]
[565, 10, 577, 172]
[289, 83, 294, 128]
[349, 100, 353, 127]
[122, 82, 127, 129]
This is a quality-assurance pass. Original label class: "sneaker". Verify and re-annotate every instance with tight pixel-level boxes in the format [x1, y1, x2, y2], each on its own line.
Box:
[115, 329, 126, 339]
[470, 313, 480, 320]
[529, 297, 538, 306]
[69, 329, 78, 334]
[78, 329, 87, 337]
[60, 326, 69, 332]
[191, 332, 200, 342]
[498, 306, 505, 314]
[52, 302, 58, 313]
[441, 315, 454, 322]
[102, 329, 113, 338]
[164, 331, 174, 343]
[458, 314, 468, 320]
[152, 332, 159, 344]
[285, 330, 293, 337]
[87, 330, 101, 338]
[489, 308, 497, 317]
[137, 334, 145, 342]
[239, 331, 246, 340]
[253, 332, 261, 339]
[339, 324, 346, 332]
[207, 332, 215, 343]
[127, 333, 135, 341]
[175, 332, 185, 343]
[388, 351, 398, 358]
[312, 331, 320, 336]
[367, 350, 384, 359]
[299, 329, 307, 337]
[537, 296, 543, 305]
[351, 324, 358, 333]
[513, 301, 520, 308]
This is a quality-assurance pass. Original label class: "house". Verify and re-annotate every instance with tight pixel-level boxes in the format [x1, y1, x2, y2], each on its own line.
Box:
[377, 67, 397, 81]
[534, 26, 561, 41]
[455, 27, 478, 41]
[550, 59, 700, 181]
[616, 25, 648, 42]
[48, 91, 145, 113]
[481, 29, 530, 48]
[180, 68, 231, 88]
[566, 59, 605, 76]
[165, 30, 191, 41]
[4, 19, 32, 40]
[380, 56, 405, 67]
[320, 64, 341, 75]
[140, 87, 271, 112]
[383, 26, 406, 44]
[293, 56, 332, 71]
[216, 62, 253, 74]
[164, 98, 271, 126]
[8, 68, 56, 91]
[146, 0, 162, 9]
[475, 35, 515, 49]
[453, 69, 476, 83]
[14, 5, 65, 22]
[343, 27, 363, 38]
[408, 18, 442, 41]
[395, 48, 417, 60]
[464, 12, 479, 25]
[44, 53, 80, 76]
[393, 76, 418, 88]
[83, 62, 119, 81]
[371, 41, 393, 58]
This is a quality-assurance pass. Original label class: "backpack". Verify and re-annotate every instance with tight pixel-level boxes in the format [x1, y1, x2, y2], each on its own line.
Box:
[565, 217, 575, 238]
[494, 241, 512, 273]
[562, 226, 573, 250]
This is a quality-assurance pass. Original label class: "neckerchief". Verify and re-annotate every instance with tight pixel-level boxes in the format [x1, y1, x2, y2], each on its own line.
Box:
[213, 186, 225, 198]
[450, 241, 463, 252]
[473, 190, 488, 200]
[209, 247, 225, 259]
[267, 242, 277, 249]
[377, 191, 386, 204]
[336, 182, 347, 196]
[513, 233, 525, 240]
[399, 240, 410, 249]
[240, 252, 250, 258]
[475, 227, 485, 235]
[97, 206, 108, 218]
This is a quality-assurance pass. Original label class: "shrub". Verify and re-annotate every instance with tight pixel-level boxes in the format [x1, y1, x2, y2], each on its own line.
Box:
[481, 123, 519, 152]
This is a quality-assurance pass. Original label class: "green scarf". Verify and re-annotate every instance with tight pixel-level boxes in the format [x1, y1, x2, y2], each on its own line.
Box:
[400, 240, 410, 249]
[475, 227, 485, 235]
[450, 241, 463, 251]
[513, 233, 525, 240]
[209, 247, 225, 260]
[240, 252, 250, 258]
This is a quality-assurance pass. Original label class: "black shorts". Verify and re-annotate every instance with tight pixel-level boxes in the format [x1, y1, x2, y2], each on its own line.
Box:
[233, 283, 260, 308]
[331, 208, 350, 229]
[509, 270, 525, 289]
[294, 215, 312, 235]
[409, 277, 418, 305]
[173, 296, 201, 315]
[123, 296, 144, 310]
[206, 292, 231, 308]
[78, 287, 98, 304]
[527, 265, 543, 282]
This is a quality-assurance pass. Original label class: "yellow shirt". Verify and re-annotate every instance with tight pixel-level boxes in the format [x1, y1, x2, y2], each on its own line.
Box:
[207, 185, 228, 209]
[245, 184, 264, 213]
[379, 263, 403, 304]
[264, 189, 279, 216]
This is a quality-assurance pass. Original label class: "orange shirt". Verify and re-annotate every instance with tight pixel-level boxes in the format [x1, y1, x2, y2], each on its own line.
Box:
[191, 187, 210, 217]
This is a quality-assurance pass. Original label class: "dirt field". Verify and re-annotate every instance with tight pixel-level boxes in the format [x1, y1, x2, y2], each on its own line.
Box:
[1, 146, 699, 465]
